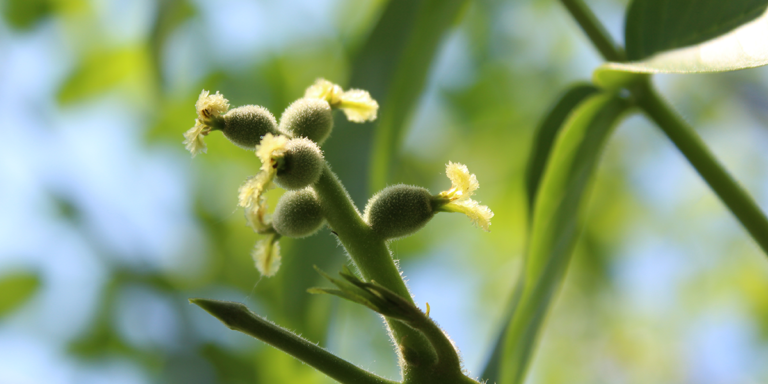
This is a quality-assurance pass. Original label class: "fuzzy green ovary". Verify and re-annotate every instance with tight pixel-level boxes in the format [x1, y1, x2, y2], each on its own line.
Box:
[275, 138, 325, 190]
[272, 188, 325, 238]
[279, 98, 334, 145]
[221, 105, 278, 149]
[364, 185, 435, 240]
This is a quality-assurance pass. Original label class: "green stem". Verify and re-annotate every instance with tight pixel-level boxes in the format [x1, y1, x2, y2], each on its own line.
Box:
[559, 0, 626, 62]
[410, 316, 461, 373]
[312, 164, 440, 370]
[561, 0, 768, 254]
[190, 299, 398, 384]
[636, 79, 768, 255]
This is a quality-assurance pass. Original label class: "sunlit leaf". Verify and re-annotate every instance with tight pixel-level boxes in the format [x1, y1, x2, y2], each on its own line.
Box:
[58, 47, 151, 104]
[495, 94, 629, 384]
[595, 0, 768, 85]
[367, 0, 469, 193]
[625, 0, 768, 61]
[0, 272, 41, 317]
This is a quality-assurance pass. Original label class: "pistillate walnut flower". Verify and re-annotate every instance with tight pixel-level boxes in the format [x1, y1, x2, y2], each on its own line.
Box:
[183, 90, 231, 157]
[435, 162, 494, 231]
[304, 78, 378, 123]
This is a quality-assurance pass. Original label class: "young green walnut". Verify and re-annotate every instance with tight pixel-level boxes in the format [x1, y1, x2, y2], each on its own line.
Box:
[272, 188, 325, 238]
[274, 137, 325, 190]
[279, 98, 333, 145]
[364, 185, 435, 240]
[364, 162, 494, 240]
[183, 90, 279, 155]
[238, 134, 325, 233]
[220, 105, 279, 149]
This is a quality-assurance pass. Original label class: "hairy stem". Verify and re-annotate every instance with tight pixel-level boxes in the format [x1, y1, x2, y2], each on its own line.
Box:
[312, 164, 440, 371]
[559, 0, 625, 62]
[409, 316, 462, 373]
[190, 299, 398, 384]
[635, 80, 768, 256]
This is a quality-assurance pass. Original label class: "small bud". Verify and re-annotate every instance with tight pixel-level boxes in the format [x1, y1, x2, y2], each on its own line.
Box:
[364, 185, 434, 240]
[274, 138, 324, 190]
[221, 105, 279, 149]
[278, 98, 334, 144]
[272, 188, 325, 238]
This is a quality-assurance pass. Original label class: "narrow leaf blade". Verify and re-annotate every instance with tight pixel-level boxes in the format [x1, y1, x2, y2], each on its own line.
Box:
[494, 94, 629, 384]
[524, 84, 600, 217]
[368, 0, 469, 193]
[307, 288, 381, 312]
[481, 84, 599, 382]
[189, 298, 398, 384]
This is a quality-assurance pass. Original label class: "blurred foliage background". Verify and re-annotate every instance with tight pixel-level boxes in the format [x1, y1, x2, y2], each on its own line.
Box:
[1, 0, 768, 383]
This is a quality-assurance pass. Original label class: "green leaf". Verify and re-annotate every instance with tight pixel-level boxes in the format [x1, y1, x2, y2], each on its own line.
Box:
[2, 0, 52, 30]
[149, 0, 197, 88]
[323, 0, 465, 203]
[367, 0, 469, 194]
[310, 266, 416, 322]
[58, 47, 151, 104]
[596, 0, 768, 80]
[494, 94, 629, 384]
[625, 0, 768, 61]
[0, 272, 41, 317]
[480, 84, 599, 383]
[524, 84, 600, 218]
[190, 298, 399, 384]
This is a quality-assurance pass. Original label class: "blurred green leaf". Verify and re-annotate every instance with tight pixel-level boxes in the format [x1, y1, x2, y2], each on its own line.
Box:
[324, 0, 466, 203]
[2, 0, 52, 30]
[598, 0, 768, 79]
[524, 84, 599, 218]
[149, 0, 196, 89]
[200, 343, 256, 384]
[68, 271, 171, 364]
[495, 94, 629, 384]
[625, 0, 768, 61]
[367, 0, 469, 194]
[58, 47, 150, 104]
[0, 272, 41, 317]
[480, 84, 599, 383]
